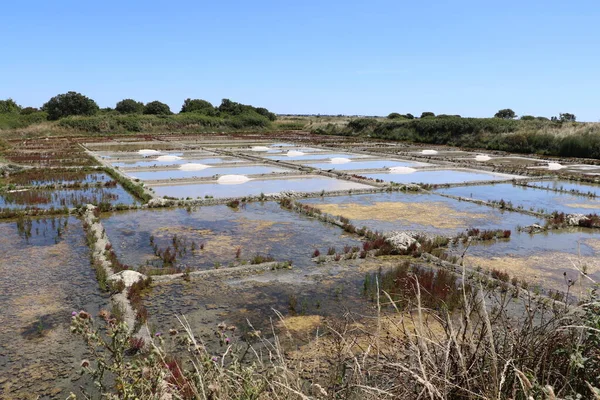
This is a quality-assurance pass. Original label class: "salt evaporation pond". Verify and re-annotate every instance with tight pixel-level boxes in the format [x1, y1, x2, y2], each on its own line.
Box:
[449, 228, 600, 293]
[265, 153, 370, 161]
[3, 171, 114, 186]
[101, 202, 363, 270]
[305, 159, 427, 171]
[436, 183, 600, 214]
[362, 169, 517, 185]
[0, 185, 139, 209]
[111, 157, 243, 168]
[301, 191, 539, 236]
[0, 217, 108, 398]
[149, 176, 373, 199]
[127, 165, 290, 181]
[527, 179, 600, 198]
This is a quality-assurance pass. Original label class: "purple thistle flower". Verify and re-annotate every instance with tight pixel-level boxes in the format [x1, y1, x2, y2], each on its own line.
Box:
[225, 337, 230, 344]
[155, 332, 162, 337]
[72, 311, 78, 317]
[212, 356, 219, 362]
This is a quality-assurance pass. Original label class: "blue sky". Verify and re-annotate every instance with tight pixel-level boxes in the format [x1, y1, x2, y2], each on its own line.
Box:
[2, 1, 599, 120]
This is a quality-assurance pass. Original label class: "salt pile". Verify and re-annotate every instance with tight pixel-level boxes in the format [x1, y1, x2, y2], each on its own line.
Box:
[421, 149, 438, 155]
[251, 146, 270, 152]
[156, 155, 183, 162]
[217, 175, 250, 185]
[138, 149, 161, 156]
[179, 163, 211, 171]
[475, 155, 491, 161]
[389, 166, 417, 174]
[286, 150, 305, 157]
[330, 157, 352, 164]
[548, 162, 564, 170]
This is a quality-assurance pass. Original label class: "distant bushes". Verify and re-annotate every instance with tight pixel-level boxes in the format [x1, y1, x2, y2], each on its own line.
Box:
[320, 115, 600, 159]
[57, 112, 271, 133]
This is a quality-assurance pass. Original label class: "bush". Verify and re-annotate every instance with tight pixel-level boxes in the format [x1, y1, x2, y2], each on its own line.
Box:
[115, 99, 144, 114]
[143, 101, 172, 115]
[0, 98, 21, 114]
[420, 111, 435, 118]
[42, 91, 99, 120]
[180, 98, 216, 115]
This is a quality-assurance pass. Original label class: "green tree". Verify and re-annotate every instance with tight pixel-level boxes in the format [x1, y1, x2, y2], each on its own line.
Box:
[387, 112, 403, 119]
[403, 113, 415, 119]
[520, 115, 535, 121]
[420, 112, 435, 118]
[560, 113, 576, 122]
[116, 99, 144, 114]
[0, 98, 22, 114]
[494, 109, 516, 119]
[180, 98, 216, 114]
[143, 101, 172, 115]
[254, 107, 277, 121]
[42, 91, 99, 120]
[20, 107, 39, 115]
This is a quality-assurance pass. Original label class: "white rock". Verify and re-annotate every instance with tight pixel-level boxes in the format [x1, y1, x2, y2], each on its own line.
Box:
[107, 270, 147, 287]
[179, 163, 211, 171]
[566, 214, 589, 225]
[217, 174, 250, 185]
[385, 231, 420, 251]
[388, 166, 417, 174]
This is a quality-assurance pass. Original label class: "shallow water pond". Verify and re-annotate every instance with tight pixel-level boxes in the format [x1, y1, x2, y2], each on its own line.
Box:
[0, 217, 108, 399]
[128, 165, 291, 181]
[265, 152, 371, 161]
[304, 159, 430, 171]
[2, 171, 113, 187]
[149, 176, 373, 199]
[450, 228, 600, 294]
[0, 185, 138, 209]
[436, 183, 600, 214]
[527, 179, 600, 198]
[301, 192, 539, 236]
[112, 157, 244, 168]
[101, 202, 363, 271]
[362, 169, 517, 185]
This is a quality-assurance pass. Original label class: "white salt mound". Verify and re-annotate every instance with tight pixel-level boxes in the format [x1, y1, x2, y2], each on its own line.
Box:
[421, 149, 438, 155]
[548, 162, 564, 170]
[156, 155, 183, 162]
[179, 163, 211, 171]
[389, 166, 417, 174]
[475, 155, 491, 161]
[330, 157, 352, 164]
[217, 175, 250, 185]
[286, 150, 305, 157]
[138, 149, 161, 156]
[251, 146, 270, 152]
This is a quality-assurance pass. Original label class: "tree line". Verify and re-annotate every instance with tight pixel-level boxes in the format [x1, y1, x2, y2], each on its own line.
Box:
[387, 108, 576, 122]
[0, 92, 277, 122]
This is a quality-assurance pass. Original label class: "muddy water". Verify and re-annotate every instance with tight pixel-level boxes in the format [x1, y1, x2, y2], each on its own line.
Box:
[0, 217, 108, 399]
[142, 257, 405, 353]
[301, 192, 539, 236]
[0, 185, 138, 209]
[101, 202, 363, 271]
[128, 165, 291, 181]
[450, 228, 600, 294]
[436, 183, 600, 214]
[362, 169, 517, 185]
[148, 176, 373, 199]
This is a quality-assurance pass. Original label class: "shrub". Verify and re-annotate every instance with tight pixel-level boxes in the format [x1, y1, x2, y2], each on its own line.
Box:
[143, 101, 172, 115]
[42, 91, 99, 120]
[180, 98, 216, 115]
[115, 99, 144, 114]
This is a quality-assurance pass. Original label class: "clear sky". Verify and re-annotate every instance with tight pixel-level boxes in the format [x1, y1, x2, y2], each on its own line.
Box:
[2, 0, 599, 120]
